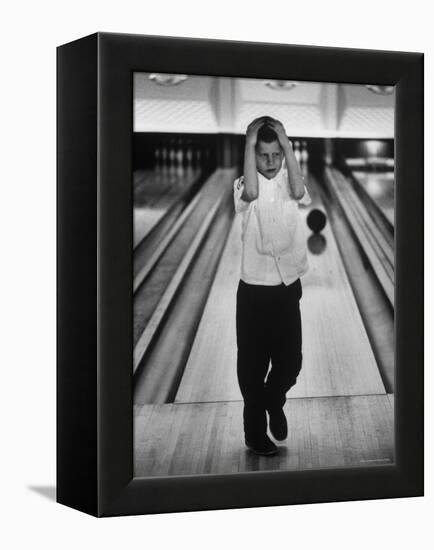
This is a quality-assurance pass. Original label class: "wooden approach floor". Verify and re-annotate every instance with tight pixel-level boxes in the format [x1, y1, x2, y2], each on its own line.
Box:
[134, 175, 394, 477]
[134, 395, 394, 477]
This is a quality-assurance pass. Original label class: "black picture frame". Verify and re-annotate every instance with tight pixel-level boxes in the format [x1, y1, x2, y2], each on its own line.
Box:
[57, 32, 424, 517]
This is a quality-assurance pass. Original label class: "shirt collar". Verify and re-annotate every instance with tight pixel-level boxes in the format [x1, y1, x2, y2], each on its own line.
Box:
[257, 167, 284, 185]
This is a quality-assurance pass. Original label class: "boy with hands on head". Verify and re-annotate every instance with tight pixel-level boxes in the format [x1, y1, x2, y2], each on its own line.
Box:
[234, 116, 311, 456]
[242, 116, 305, 201]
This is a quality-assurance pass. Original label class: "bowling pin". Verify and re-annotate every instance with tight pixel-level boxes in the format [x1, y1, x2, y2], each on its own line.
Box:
[294, 141, 301, 165]
[161, 145, 168, 175]
[168, 139, 176, 178]
[176, 139, 184, 178]
[154, 144, 161, 172]
[301, 141, 309, 165]
[324, 138, 334, 166]
[185, 140, 193, 173]
[195, 147, 202, 171]
[300, 141, 309, 178]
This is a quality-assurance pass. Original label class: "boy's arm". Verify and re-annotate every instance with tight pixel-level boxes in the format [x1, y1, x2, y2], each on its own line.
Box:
[233, 178, 250, 213]
[241, 117, 265, 202]
[268, 118, 305, 200]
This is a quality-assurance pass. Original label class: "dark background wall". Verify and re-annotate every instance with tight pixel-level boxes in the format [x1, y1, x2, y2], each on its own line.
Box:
[133, 134, 394, 175]
[334, 138, 394, 159]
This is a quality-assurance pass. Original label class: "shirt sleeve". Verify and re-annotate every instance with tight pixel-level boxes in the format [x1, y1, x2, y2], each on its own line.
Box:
[281, 169, 312, 205]
[233, 176, 250, 213]
[298, 185, 312, 206]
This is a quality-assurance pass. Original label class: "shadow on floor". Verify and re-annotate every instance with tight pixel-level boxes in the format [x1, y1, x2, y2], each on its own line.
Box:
[28, 486, 56, 502]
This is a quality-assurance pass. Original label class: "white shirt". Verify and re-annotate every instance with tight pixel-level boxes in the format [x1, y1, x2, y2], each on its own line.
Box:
[233, 168, 311, 286]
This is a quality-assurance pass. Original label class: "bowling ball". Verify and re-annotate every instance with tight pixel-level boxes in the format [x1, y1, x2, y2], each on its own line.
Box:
[308, 233, 327, 255]
[307, 209, 327, 233]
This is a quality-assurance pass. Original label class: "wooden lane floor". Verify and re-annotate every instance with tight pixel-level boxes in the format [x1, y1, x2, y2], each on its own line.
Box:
[324, 168, 394, 308]
[133, 168, 201, 247]
[133, 169, 234, 350]
[351, 170, 395, 228]
[174, 175, 385, 403]
[134, 395, 394, 477]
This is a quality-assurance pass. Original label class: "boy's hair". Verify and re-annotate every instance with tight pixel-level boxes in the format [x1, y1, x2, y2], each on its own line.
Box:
[256, 123, 278, 145]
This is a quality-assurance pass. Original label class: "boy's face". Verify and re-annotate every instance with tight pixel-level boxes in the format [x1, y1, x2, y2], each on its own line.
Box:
[255, 139, 283, 180]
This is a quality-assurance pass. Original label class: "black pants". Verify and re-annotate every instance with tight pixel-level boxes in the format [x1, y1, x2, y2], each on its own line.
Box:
[236, 278, 303, 441]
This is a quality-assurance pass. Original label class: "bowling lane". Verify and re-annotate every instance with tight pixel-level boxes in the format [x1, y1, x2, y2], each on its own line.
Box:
[351, 170, 395, 227]
[175, 175, 385, 404]
[133, 168, 201, 247]
[133, 169, 232, 350]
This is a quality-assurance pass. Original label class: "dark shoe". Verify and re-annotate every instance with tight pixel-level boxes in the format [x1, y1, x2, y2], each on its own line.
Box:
[268, 408, 288, 441]
[245, 435, 278, 456]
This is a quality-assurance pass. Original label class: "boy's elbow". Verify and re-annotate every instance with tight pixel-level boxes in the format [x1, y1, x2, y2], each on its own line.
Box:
[293, 189, 305, 200]
[242, 189, 258, 202]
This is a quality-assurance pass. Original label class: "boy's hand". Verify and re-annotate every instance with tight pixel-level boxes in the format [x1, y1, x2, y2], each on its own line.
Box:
[266, 117, 291, 149]
[246, 117, 266, 146]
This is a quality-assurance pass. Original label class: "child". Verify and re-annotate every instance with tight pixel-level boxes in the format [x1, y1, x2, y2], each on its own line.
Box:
[233, 116, 311, 456]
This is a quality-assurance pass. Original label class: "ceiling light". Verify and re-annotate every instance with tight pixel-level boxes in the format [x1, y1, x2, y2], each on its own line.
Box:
[264, 80, 299, 91]
[148, 73, 188, 86]
[365, 85, 394, 95]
